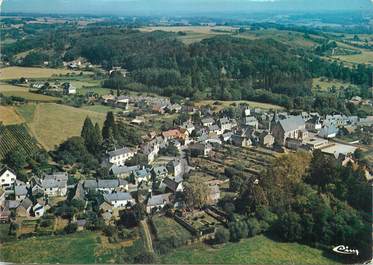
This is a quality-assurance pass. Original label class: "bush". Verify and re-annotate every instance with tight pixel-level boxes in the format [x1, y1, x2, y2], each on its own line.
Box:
[64, 223, 78, 234]
[134, 252, 157, 264]
[214, 227, 230, 244]
[246, 218, 261, 237]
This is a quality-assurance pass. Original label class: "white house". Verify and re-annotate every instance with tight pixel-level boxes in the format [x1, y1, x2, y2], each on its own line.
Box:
[33, 203, 46, 218]
[146, 193, 172, 213]
[41, 172, 68, 197]
[108, 147, 137, 166]
[104, 192, 135, 209]
[0, 167, 17, 189]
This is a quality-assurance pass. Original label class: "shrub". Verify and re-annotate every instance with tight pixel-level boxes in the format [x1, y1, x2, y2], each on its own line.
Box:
[214, 227, 230, 244]
[64, 223, 78, 234]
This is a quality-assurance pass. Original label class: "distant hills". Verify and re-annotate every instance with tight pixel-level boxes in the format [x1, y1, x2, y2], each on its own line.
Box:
[2, 0, 373, 16]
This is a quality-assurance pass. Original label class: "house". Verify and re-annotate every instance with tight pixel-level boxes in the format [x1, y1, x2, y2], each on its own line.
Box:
[146, 193, 172, 213]
[0, 166, 17, 189]
[41, 172, 68, 197]
[324, 114, 346, 127]
[0, 189, 5, 207]
[33, 203, 46, 218]
[221, 132, 233, 142]
[63, 83, 76, 95]
[306, 116, 322, 132]
[207, 185, 220, 205]
[201, 117, 214, 127]
[108, 147, 137, 166]
[208, 124, 223, 135]
[189, 143, 212, 157]
[162, 177, 183, 193]
[318, 125, 339, 139]
[131, 167, 152, 185]
[303, 137, 329, 150]
[162, 129, 189, 141]
[0, 206, 10, 223]
[110, 165, 140, 178]
[167, 159, 184, 178]
[15, 185, 28, 201]
[151, 166, 168, 180]
[219, 117, 236, 131]
[167, 104, 182, 113]
[259, 131, 275, 148]
[181, 121, 195, 134]
[16, 198, 33, 218]
[116, 96, 129, 109]
[243, 116, 259, 129]
[104, 192, 135, 209]
[271, 115, 307, 145]
[231, 132, 252, 148]
[84, 179, 128, 193]
[76, 219, 87, 231]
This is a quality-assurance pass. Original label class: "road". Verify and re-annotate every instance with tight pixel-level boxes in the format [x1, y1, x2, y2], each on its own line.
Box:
[141, 220, 154, 253]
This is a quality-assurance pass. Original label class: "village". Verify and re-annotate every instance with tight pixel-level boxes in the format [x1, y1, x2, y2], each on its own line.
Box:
[0, 83, 372, 255]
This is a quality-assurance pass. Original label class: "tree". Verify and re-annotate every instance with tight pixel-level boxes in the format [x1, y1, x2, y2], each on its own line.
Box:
[159, 143, 180, 157]
[3, 149, 27, 171]
[214, 228, 230, 244]
[229, 221, 248, 242]
[64, 223, 78, 234]
[102, 112, 117, 140]
[274, 212, 303, 242]
[134, 252, 156, 264]
[81, 117, 101, 155]
[183, 175, 209, 208]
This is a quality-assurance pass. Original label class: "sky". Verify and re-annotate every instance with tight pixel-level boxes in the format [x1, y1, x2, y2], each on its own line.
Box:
[1, 0, 373, 15]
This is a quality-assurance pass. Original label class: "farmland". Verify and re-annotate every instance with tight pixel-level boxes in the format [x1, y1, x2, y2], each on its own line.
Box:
[161, 234, 342, 265]
[0, 106, 24, 124]
[152, 216, 192, 242]
[0, 124, 40, 160]
[24, 103, 105, 150]
[0, 83, 59, 102]
[0, 67, 87, 80]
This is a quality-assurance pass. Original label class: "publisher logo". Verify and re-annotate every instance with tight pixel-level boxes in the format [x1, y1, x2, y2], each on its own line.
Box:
[332, 245, 359, 256]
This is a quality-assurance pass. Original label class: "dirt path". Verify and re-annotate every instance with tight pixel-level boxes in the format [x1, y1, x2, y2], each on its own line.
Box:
[141, 220, 154, 253]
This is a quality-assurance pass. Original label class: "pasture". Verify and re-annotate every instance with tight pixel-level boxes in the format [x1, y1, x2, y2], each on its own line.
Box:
[0, 83, 59, 102]
[194, 100, 283, 111]
[152, 216, 192, 242]
[0, 106, 24, 124]
[161, 234, 341, 264]
[24, 103, 105, 150]
[0, 67, 86, 80]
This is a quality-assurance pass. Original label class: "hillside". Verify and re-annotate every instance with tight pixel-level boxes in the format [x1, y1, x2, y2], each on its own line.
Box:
[0, 123, 41, 160]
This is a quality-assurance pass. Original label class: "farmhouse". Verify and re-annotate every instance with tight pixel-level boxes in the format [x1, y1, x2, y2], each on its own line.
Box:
[104, 192, 135, 209]
[84, 179, 128, 193]
[63, 83, 77, 95]
[108, 147, 137, 166]
[41, 172, 68, 197]
[0, 166, 17, 189]
[146, 193, 172, 213]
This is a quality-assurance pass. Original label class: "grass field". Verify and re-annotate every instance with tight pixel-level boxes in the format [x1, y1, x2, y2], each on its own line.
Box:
[25, 103, 105, 150]
[194, 100, 284, 111]
[15, 104, 37, 123]
[0, 67, 86, 80]
[152, 216, 192, 241]
[0, 83, 59, 102]
[0, 106, 24, 125]
[81, 104, 124, 113]
[333, 50, 373, 65]
[0, 232, 98, 264]
[161, 235, 341, 265]
[312, 78, 355, 91]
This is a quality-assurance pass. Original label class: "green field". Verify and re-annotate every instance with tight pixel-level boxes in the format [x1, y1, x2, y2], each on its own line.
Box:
[0, 83, 59, 102]
[195, 100, 284, 111]
[81, 104, 124, 113]
[161, 235, 342, 265]
[152, 216, 192, 241]
[0, 66, 86, 80]
[19, 103, 105, 150]
[312, 78, 355, 91]
[0, 232, 98, 264]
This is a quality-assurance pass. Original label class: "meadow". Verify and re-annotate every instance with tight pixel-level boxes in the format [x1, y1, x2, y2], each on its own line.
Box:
[161, 235, 342, 265]
[20, 103, 106, 150]
[0, 83, 59, 102]
[194, 99, 284, 111]
[0, 106, 24, 125]
[0, 66, 86, 80]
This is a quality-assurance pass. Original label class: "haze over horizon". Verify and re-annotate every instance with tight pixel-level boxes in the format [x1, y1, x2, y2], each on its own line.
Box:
[1, 0, 373, 16]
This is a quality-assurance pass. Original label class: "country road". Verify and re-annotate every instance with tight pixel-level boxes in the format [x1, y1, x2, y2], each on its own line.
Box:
[141, 220, 154, 253]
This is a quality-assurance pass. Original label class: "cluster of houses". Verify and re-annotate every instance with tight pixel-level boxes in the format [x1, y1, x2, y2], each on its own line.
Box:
[31, 81, 77, 95]
[1, 102, 372, 228]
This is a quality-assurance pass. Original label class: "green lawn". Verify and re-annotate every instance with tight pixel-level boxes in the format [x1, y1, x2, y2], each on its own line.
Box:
[0, 232, 98, 264]
[0, 224, 14, 243]
[81, 104, 124, 113]
[153, 216, 192, 241]
[160, 235, 342, 265]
